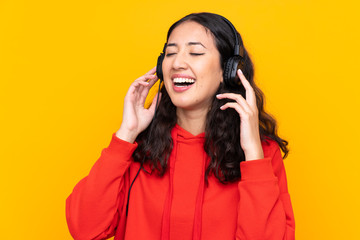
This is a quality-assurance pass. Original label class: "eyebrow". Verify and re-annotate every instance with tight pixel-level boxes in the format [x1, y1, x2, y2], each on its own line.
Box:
[167, 42, 207, 49]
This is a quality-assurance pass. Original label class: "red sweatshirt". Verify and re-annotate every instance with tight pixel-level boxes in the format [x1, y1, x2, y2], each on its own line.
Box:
[66, 124, 295, 240]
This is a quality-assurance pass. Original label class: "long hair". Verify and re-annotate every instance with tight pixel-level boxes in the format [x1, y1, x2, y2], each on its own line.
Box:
[133, 12, 289, 183]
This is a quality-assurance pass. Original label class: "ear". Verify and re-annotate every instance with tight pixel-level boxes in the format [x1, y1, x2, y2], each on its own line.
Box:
[219, 70, 224, 83]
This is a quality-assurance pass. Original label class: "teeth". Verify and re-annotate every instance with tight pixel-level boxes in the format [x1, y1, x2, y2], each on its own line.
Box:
[173, 78, 195, 83]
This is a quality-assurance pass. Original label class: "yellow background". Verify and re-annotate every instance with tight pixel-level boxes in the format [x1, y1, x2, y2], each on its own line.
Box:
[1, 0, 359, 239]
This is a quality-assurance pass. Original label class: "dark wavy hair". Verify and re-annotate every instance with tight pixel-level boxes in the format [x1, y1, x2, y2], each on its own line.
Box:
[133, 12, 289, 183]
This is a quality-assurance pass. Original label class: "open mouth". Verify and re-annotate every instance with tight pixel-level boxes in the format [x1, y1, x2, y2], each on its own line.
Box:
[173, 77, 195, 87]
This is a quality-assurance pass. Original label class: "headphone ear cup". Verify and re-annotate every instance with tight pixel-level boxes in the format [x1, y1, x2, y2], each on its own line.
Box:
[223, 56, 243, 87]
[156, 53, 165, 82]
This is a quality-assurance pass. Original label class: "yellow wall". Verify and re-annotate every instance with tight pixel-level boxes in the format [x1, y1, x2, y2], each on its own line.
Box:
[1, 0, 359, 239]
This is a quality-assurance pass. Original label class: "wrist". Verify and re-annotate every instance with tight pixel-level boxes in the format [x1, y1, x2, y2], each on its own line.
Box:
[115, 127, 138, 143]
[243, 142, 264, 161]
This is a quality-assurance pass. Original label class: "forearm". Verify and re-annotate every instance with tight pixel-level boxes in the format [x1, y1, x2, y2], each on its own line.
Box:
[236, 146, 295, 239]
[66, 134, 137, 239]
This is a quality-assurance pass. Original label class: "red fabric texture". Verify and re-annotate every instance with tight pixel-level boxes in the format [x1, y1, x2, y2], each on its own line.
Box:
[66, 125, 295, 240]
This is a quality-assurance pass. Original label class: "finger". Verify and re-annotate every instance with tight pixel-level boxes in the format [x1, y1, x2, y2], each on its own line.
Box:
[131, 75, 156, 94]
[219, 102, 248, 118]
[127, 80, 149, 101]
[237, 69, 252, 90]
[129, 72, 158, 102]
[135, 74, 157, 83]
[135, 84, 145, 103]
[130, 75, 158, 102]
[139, 84, 152, 106]
[216, 93, 252, 113]
[145, 66, 157, 75]
[130, 81, 149, 95]
[146, 75, 159, 88]
[139, 77, 160, 103]
[134, 81, 150, 87]
[237, 69, 256, 107]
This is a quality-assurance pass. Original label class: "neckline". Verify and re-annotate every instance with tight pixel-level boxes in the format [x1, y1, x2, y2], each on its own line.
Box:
[174, 124, 206, 139]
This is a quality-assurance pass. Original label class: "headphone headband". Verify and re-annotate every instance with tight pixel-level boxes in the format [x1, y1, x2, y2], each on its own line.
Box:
[218, 15, 244, 58]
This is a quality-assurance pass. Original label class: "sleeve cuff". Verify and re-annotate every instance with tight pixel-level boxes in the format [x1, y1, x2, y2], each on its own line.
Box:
[103, 133, 138, 160]
[240, 158, 276, 181]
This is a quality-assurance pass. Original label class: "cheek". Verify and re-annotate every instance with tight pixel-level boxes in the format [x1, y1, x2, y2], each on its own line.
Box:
[161, 59, 171, 75]
[213, 60, 223, 80]
[163, 78, 172, 96]
[161, 61, 172, 85]
[205, 55, 223, 80]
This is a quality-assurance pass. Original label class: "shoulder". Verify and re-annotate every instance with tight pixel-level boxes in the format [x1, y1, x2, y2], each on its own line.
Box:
[260, 137, 286, 178]
[261, 137, 282, 160]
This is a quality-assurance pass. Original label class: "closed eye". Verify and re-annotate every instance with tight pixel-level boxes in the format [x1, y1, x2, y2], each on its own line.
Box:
[165, 52, 204, 57]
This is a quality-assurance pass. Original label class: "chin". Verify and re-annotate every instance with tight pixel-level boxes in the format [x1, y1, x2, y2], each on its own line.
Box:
[171, 97, 210, 111]
[169, 97, 192, 109]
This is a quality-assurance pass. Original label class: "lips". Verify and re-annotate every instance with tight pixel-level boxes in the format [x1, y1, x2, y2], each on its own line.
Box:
[173, 77, 195, 85]
[171, 74, 196, 92]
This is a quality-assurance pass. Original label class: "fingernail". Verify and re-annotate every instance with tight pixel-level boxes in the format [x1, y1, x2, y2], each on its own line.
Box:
[216, 94, 221, 98]
[238, 69, 243, 75]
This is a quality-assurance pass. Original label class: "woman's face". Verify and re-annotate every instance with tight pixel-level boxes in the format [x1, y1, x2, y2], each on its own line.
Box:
[162, 21, 223, 111]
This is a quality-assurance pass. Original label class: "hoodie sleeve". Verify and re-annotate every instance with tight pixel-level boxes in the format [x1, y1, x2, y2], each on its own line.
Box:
[66, 133, 137, 240]
[236, 141, 295, 240]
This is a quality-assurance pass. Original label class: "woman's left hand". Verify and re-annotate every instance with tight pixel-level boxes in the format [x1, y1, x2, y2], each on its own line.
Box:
[216, 69, 264, 161]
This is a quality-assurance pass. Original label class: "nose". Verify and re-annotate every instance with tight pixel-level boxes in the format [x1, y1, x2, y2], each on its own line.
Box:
[172, 51, 188, 70]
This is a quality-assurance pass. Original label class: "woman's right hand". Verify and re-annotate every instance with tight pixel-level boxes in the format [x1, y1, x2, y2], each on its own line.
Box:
[116, 67, 161, 143]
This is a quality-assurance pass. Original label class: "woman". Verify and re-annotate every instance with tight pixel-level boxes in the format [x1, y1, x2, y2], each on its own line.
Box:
[66, 12, 295, 240]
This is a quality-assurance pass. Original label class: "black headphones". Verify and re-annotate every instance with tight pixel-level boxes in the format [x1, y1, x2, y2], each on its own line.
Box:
[156, 15, 245, 88]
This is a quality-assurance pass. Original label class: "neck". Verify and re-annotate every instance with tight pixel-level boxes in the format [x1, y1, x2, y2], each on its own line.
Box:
[176, 107, 208, 136]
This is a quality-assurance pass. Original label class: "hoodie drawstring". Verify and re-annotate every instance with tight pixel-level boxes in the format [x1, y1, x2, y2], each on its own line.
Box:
[192, 153, 207, 240]
[160, 135, 177, 240]
[160, 127, 207, 240]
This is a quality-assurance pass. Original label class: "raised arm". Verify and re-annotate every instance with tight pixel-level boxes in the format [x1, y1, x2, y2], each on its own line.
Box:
[66, 135, 136, 240]
[236, 141, 295, 239]
[66, 67, 161, 239]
